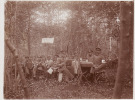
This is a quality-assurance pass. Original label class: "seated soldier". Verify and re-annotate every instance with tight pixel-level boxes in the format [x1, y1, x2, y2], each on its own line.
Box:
[46, 56, 53, 69]
[87, 50, 94, 62]
[55, 52, 66, 82]
[71, 55, 80, 79]
[90, 48, 106, 82]
[51, 55, 59, 78]
[45, 56, 55, 79]
[80, 50, 94, 81]
[57, 51, 74, 82]
[24, 56, 33, 79]
[33, 56, 45, 80]
[65, 54, 82, 81]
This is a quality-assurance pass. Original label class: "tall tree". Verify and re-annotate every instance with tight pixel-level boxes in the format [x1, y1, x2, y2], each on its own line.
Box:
[113, 1, 133, 99]
[5, 37, 29, 99]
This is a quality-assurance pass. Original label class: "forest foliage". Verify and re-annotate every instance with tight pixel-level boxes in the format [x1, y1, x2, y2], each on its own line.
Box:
[5, 1, 120, 59]
[4, 1, 133, 99]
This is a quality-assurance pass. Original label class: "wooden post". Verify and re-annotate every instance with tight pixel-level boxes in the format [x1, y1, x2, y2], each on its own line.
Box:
[5, 38, 29, 99]
[113, 1, 133, 99]
[109, 37, 112, 60]
[109, 37, 112, 52]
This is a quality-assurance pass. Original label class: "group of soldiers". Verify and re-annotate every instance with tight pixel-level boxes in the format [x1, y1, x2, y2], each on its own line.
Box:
[22, 50, 79, 82]
[20, 47, 107, 83]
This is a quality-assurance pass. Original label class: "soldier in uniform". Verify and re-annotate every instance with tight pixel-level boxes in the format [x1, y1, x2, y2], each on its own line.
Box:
[57, 51, 74, 82]
[33, 56, 45, 80]
[24, 56, 33, 79]
[87, 50, 94, 62]
[90, 48, 107, 82]
[90, 48, 106, 72]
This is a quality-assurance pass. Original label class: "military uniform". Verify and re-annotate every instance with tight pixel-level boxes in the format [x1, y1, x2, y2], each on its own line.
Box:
[57, 57, 74, 82]
[25, 57, 33, 79]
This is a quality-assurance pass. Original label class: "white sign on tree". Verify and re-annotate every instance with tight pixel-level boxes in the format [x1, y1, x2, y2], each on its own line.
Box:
[42, 38, 54, 44]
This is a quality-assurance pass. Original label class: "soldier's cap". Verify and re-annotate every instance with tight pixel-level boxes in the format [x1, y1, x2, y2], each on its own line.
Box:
[55, 55, 59, 57]
[88, 49, 93, 53]
[96, 48, 101, 51]
[60, 50, 65, 53]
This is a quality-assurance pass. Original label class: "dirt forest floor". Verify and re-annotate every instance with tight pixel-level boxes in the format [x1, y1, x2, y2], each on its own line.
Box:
[5, 77, 133, 99]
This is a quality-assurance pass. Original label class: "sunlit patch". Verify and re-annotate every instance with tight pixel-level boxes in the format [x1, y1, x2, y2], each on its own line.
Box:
[52, 9, 71, 24]
[116, 17, 120, 23]
[35, 11, 44, 16]
[35, 18, 44, 23]
[58, 10, 71, 21]
[32, 8, 71, 25]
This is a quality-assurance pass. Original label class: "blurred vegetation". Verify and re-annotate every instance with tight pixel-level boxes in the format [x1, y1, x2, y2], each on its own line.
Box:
[4, 1, 133, 99]
[5, 1, 120, 58]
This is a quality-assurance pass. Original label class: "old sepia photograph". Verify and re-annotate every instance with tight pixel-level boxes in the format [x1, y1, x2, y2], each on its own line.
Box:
[4, 0, 133, 99]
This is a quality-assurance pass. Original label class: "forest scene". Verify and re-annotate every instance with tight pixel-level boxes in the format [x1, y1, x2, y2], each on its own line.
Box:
[4, 1, 133, 99]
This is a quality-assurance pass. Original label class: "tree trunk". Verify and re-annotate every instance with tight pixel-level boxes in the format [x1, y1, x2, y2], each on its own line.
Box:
[27, 2, 31, 56]
[113, 1, 133, 99]
[5, 38, 29, 99]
